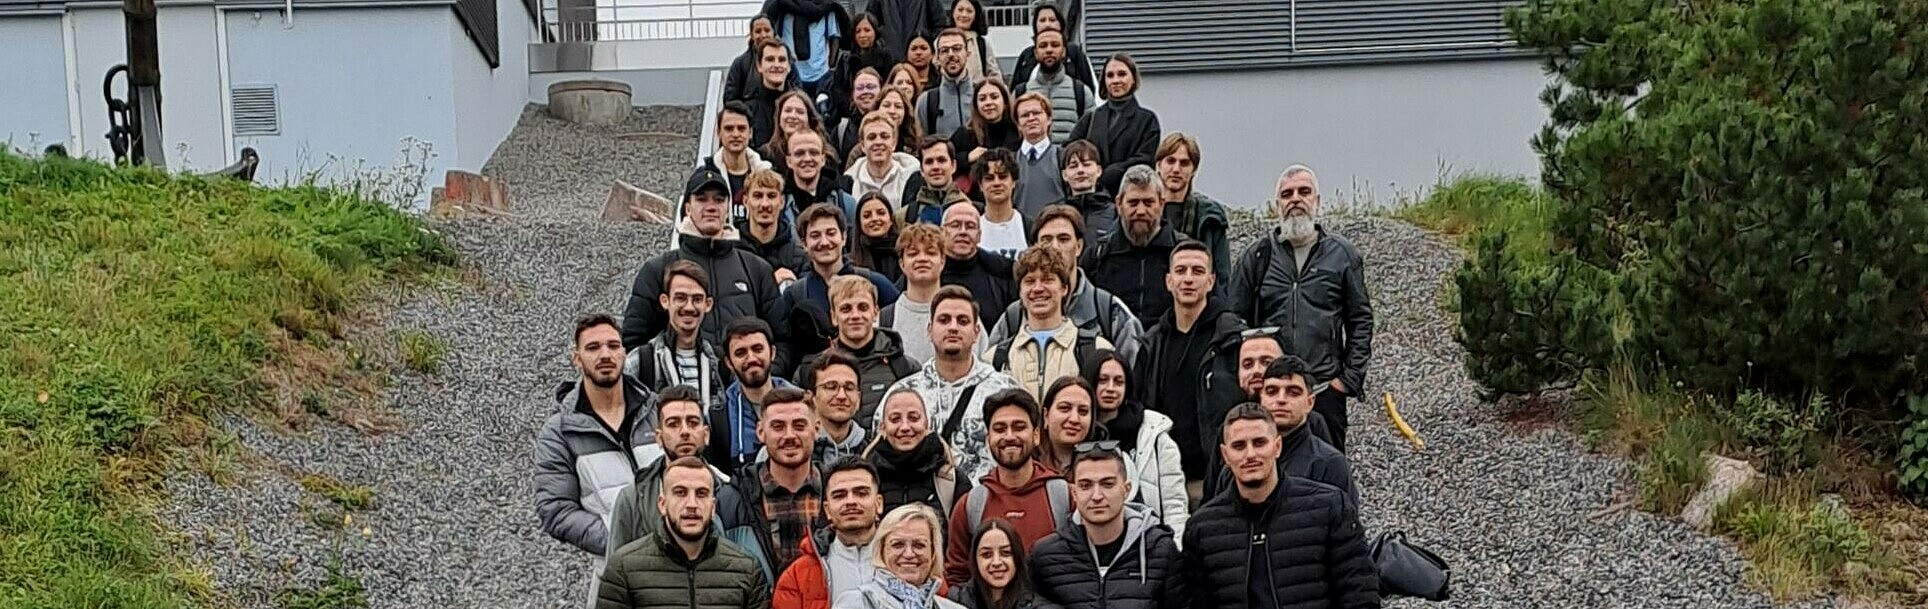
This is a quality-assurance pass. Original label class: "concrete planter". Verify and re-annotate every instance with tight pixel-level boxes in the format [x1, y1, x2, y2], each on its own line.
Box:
[546, 80, 633, 125]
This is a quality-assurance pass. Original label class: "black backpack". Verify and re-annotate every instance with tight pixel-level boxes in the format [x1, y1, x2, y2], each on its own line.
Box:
[989, 326, 1101, 379]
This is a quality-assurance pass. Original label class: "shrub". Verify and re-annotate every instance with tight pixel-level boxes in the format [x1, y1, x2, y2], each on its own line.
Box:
[1723, 391, 1829, 474]
[1488, 0, 1928, 404]
[1900, 394, 1928, 500]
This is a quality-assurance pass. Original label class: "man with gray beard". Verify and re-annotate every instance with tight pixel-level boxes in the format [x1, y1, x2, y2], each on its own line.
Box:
[1224, 165, 1375, 452]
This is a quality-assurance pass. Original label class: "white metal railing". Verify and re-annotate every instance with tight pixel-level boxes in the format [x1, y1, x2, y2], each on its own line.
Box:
[541, 0, 1033, 43]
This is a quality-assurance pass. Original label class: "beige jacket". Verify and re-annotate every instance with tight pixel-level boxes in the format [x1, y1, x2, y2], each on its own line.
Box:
[979, 319, 1112, 399]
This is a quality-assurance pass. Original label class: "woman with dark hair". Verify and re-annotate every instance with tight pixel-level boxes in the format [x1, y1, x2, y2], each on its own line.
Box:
[951, 78, 1021, 167]
[1085, 348, 1188, 538]
[1037, 375, 1104, 474]
[949, 520, 1060, 609]
[948, 0, 1002, 83]
[836, 67, 887, 164]
[840, 13, 895, 84]
[903, 35, 938, 92]
[765, 89, 831, 164]
[1068, 53, 1161, 195]
[848, 192, 904, 282]
[876, 84, 927, 157]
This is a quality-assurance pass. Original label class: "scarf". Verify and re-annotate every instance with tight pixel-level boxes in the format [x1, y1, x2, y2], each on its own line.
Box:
[770, 0, 838, 61]
[870, 434, 948, 475]
[875, 570, 938, 609]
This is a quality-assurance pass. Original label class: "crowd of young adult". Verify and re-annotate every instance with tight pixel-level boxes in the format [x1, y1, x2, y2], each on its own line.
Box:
[534, 1, 1381, 607]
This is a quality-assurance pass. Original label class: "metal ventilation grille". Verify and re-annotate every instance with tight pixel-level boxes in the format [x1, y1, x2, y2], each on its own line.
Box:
[1084, 0, 1525, 74]
[231, 85, 280, 136]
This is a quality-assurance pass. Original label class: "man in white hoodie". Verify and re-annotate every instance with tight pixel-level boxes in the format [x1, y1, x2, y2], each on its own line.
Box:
[883, 285, 1023, 482]
[844, 113, 921, 211]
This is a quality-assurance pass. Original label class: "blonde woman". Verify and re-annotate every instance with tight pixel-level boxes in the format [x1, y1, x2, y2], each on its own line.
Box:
[833, 504, 967, 609]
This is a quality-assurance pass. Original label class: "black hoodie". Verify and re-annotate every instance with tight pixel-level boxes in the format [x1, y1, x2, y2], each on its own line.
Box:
[942, 248, 1018, 321]
[734, 215, 808, 274]
[802, 327, 919, 426]
[620, 230, 789, 367]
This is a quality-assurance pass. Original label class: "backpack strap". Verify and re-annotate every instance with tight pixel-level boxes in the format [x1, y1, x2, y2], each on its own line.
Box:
[1045, 478, 1071, 530]
[1073, 81, 1088, 115]
[922, 89, 941, 134]
[940, 385, 978, 443]
[880, 303, 896, 327]
[965, 485, 989, 532]
[990, 336, 1014, 372]
[1073, 328, 1099, 379]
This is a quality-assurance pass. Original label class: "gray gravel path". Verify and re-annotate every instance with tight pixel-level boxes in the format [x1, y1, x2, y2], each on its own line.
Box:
[158, 105, 1827, 608]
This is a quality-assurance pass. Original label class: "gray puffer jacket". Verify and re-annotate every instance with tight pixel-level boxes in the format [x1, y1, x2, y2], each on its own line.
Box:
[1223, 226, 1375, 396]
[533, 377, 661, 556]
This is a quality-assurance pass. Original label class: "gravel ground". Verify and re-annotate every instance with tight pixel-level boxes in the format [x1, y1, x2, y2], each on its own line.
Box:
[159, 105, 697, 608]
[1227, 210, 1833, 609]
[159, 105, 1829, 608]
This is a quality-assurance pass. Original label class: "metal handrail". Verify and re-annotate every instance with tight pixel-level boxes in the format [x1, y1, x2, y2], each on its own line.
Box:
[539, 0, 1033, 43]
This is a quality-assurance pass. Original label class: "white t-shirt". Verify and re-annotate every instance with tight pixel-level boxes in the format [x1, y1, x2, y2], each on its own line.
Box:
[980, 210, 1029, 259]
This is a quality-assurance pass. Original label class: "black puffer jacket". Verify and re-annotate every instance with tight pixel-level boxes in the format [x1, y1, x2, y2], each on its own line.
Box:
[1203, 418, 1358, 506]
[1224, 226, 1375, 397]
[620, 225, 787, 364]
[950, 587, 1063, 609]
[1030, 505, 1188, 609]
[1181, 477, 1379, 609]
[1064, 190, 1117, 244]
[1067, 96, 1160, 196]
[1080, 221, 1181, 325]
[596, 525, 769, 609]
[942, 248, 1018, 321]
[865, 435, 972, 524]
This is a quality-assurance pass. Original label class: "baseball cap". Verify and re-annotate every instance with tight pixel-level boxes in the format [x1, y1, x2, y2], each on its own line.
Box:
[684, 165, 730, 200]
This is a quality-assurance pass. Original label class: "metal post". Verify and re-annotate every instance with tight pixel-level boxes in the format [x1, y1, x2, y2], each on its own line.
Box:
[124, 0, 166, 168]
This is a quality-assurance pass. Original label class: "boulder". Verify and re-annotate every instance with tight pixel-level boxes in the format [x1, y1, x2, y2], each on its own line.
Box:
[429, 170, 510, 219]
[1680, 454, 1763, 531]
[599, 179, 674, 225]
[547, 80, 633, 126]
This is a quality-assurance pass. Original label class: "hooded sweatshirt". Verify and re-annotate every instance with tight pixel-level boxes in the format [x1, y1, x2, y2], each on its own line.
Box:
[986, 270, 1145, 367]
[1099, 404, 1190, 541]
[735, 213, 809, 274]
[943, 461, 1068, 584]
[883, 359, 1025, 481]
[803, 327, 920, 427]
[620, 218, 785, 362]
[1029, 504, 1188, 609]
[712, 147, 774, 218]
[863, 434, 974, 521]
[846, 151, 923, 211]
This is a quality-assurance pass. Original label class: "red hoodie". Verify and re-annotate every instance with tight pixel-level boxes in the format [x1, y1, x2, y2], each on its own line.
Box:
[942, 460, 1066, 585]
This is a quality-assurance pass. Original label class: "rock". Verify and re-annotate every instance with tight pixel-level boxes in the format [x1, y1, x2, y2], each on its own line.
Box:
[1681, 454, 1764, 531]
[429, 170, 509, 219]
[546, 80, 633, 126]
[599, 179, 674, 225]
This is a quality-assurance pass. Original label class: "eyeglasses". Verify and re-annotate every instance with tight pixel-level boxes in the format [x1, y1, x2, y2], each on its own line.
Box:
[667, 293, 709, 306]
[815, 382, 860, 395]
[1073, 440, 1120, 455]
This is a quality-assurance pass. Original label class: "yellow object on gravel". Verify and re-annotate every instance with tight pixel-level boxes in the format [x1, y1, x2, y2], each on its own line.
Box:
[1385, 392, 1425, 450]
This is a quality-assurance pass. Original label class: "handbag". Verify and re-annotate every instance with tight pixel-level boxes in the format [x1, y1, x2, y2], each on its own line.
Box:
[1370, 531, 1451, 600]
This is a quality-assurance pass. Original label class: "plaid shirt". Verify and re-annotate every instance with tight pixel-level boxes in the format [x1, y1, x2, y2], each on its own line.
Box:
[758, 464, 823, 572]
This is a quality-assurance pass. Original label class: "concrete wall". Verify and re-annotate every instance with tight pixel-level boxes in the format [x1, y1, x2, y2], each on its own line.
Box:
[531, 67, 716, 106]
[1133, 58, 1553, 210]
[225, 7, 458, 193]
[0, 15, 72, 153]
[451, 0, 536, 170]
[63, 7, 230, 169]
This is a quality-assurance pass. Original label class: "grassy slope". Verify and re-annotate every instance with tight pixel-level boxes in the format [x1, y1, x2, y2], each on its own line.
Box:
[0, 150, 451, 606]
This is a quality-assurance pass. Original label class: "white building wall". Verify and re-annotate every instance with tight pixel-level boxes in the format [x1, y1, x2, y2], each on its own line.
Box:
[451, 0, 535, 171]
[224, 7, 459, 197]
[0, 15, 73, 153]
[1133, 58, 1553, 210]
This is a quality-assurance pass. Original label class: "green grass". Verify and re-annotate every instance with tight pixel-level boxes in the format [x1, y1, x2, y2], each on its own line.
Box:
[394, 329, 447, 375]
[298, 474, 374, 512]
[1578, 365, 1731, 513]
[0, 149, 451, 607]
[1714, 480, 1900, 599]
[1399, 175, 1557, 263]
[281, 555, 370, 609]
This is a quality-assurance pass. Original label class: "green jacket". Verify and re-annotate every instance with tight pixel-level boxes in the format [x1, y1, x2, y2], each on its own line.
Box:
[597, 527, 769, 609]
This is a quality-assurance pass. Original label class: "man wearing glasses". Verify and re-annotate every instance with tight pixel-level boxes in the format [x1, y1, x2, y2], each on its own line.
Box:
[624, 260, 726, 408]
[1226, 164, 1375, 452]
[802, 350, 873, 464]
[915, 28, 976, 137]
[1030, 441, 1188, 609]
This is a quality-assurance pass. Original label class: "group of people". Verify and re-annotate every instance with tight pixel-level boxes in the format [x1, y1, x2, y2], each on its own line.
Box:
[535, 3, 1379, 608]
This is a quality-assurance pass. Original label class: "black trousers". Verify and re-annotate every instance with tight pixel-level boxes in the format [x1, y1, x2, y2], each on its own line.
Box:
[1314, 388, 1350, 452]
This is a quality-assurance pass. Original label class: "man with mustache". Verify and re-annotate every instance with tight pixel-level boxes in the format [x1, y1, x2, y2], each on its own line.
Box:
[913, 28, 976, 139]
[773, 459, 886, 609]
[883, 285, 1023, 483]
[806, 278, 916, 428]
[1081, 164, 1183, 323]
[1183, 404, 1378, 609]
[774, 203, 899, 374]
[624, 261, 726, 409]
[981, 246, 1111, 398]
[604, 386, 767, 572]
[727, 388, 825, 577]
[597, 456, 769, 609]
[1231, 331, 1331, 446]
[1013, 24, 1094, 145]
[939, 202, 1019, 320]
[1030, 444, 1187, 609]
[713, 318, 799, 471]
[940, 389, 1072, 585]
[1134, 240, 1247, 505]
[534, 314, 662, 601]
[880, 224, 988, 364]
[1225, 164, 1375, 453]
